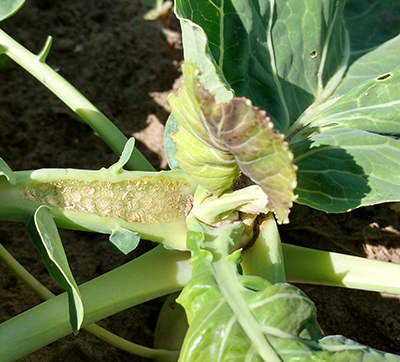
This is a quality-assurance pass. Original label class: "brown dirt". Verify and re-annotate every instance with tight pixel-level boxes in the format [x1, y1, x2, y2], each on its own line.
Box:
[1, 0, 400, 361]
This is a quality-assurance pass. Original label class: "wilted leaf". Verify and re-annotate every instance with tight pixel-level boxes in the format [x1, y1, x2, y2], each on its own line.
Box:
[211, 97, 297, 223]
[169, 61, 239, 195]
[169, 62, 297, 222]
[173, 125, 239, 194]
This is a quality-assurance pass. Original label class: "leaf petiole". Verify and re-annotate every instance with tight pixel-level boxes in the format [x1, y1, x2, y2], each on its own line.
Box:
[0, 28, 153, 171]
[0, 243, 180, 361]
[0, 245, 191, 361]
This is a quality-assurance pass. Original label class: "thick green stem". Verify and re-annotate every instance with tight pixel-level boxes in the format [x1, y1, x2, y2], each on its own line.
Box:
[2, 234, 400, 360]
[0, 243, 179, 361]
[0, 245, 191, 362]
[0, 28, 153, 171]
[241, 213, 286, 284]
[283, 243, 400, 294]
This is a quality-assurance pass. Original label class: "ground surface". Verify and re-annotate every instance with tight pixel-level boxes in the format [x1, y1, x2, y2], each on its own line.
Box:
[1, 1, 400, 361]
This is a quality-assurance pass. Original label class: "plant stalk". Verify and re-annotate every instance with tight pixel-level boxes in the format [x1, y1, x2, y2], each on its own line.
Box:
[0, 28, 154, 171]
[0, 243, 180, 361]
[0, 245, 191, 362]
[283, 243, 400, 294]
[241, 213, 286, 284]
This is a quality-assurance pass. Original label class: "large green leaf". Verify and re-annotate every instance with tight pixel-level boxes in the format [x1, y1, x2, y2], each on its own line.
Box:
[0, 0, 25, 22]
[344, 0, 400, 63]
[290, 38, 400, 140]
[176, 0, 349, 133]
[288, 33, 400, 212]
[330, 33, 400, 101]
[27, 206, 84, 334]
[312, 65, 400, 137]
[179, 220, 400, 361]
[292, 128, 400, 212]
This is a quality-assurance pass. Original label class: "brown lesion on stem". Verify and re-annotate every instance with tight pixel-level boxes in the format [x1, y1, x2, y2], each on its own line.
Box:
[19, 177, 193, 224]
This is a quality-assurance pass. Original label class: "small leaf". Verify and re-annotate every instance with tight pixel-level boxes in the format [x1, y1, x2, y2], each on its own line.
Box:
[0, 0, 25, 22]
[191, 185, 269, 226]
[142, 0, 172, 21]
[108, 137, 136, 173]
[109, 228, 140, 255]
[0, 157, 16, 185]
[27, 206, 84, 334]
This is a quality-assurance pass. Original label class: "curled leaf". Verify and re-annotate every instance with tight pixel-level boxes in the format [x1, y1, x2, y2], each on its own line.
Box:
[169, 61, 297, 222]
[169, 62, 239, 195]
[211, 98, 298, 224]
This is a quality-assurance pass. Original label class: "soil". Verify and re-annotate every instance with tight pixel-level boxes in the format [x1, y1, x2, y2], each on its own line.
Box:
[1, 1, 400, 361]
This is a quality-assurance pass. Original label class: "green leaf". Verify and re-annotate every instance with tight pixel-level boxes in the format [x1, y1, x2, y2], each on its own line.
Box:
[27, 206, 84, 334]
[109, 228, 140, 255]
[0, 0, 25, 22]
[287, 33, 400, 212]
[176, 0, 349, 133]
[293, 128, 400, 212]
[177, 15, 234, 104]
[179, 220, 400, 361]
[0, 157, 15, 185]
[330, 33, 400, 101]
[294, 33, 400, 132]
[313, 65, 400, 137]
[344, 0, 400, 63]
[287, 33, 400, 139]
